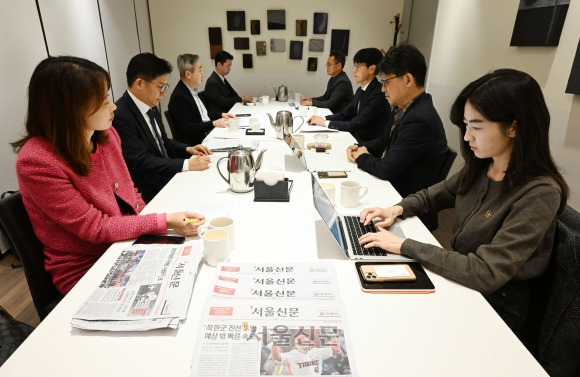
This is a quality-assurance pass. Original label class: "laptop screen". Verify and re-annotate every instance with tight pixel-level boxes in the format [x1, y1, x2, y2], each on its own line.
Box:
[311, 174, 347, 251]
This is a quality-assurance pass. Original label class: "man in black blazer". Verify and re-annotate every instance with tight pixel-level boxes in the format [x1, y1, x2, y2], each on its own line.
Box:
[204, 50, 253, 114]
[347, 44, 448, 229]
[113, 53, 211, 203]
[168, 54, 236, 145]
[300, 50, 353, 113]
[307, 48, 389, 143]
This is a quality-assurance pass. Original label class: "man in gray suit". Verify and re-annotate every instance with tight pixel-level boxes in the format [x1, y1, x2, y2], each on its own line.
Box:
[300, 51, 353, 113]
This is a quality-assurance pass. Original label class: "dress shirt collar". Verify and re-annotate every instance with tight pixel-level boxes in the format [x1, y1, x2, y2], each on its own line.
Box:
[215, 70, 226, 83]
[360, 81, 371, 91]
[127, 89, 154, 118]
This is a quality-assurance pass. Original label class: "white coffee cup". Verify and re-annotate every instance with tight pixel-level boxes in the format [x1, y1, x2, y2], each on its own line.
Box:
[340, 181, 368, 208]
[294, 92, 302, 102]
[227, 118, 240, 132]
[261, 95, 270, 105]
[299, 105, 308, 117]
[249, 117, 261, 131]
[307, 106, 317, 117]
[293, 134, 305, 149]
[320, 182, 336, 205]
[200, 216, 236, 251]
[203, 229, 230, 266]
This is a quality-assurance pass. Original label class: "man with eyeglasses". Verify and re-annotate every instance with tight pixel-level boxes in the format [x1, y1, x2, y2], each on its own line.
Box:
[300, 50, 353, 113]
[347, 44, 447, 229]
[204, 50, 253, 115]
[307, 48, 389, 143]
[168, 53, 236, 145]
[114, 52, 211, 203]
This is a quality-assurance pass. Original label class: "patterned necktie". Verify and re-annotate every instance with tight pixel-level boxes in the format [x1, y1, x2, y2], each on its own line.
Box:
[146, 108, 168, 158]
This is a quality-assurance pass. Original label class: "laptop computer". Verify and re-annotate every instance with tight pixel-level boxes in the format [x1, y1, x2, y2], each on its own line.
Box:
[311, 173, 406, 260]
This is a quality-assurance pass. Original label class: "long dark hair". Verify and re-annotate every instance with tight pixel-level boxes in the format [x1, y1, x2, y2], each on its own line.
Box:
[11, 56, 111, 176]
[449, 68, 568, 212]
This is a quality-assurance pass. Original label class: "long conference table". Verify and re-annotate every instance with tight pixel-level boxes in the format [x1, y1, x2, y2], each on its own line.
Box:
[0, 100, 548, 376]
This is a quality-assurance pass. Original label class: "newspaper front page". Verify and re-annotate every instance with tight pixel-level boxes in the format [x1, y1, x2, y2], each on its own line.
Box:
[190, 262, 356, 376]
[71, 243, 204, 331]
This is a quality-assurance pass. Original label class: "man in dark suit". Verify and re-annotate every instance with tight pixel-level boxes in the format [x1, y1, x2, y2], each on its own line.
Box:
[204, 50, 252, 114]
[168, 53, 236, 145]
[307, 48, 389, 143]
[113, 52, 211, 203]
[347, 44, 448, 229]
[300, 50, 353, 113]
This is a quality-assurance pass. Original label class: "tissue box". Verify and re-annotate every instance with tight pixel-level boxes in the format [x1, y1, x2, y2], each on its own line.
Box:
[254, 178, 293, 202]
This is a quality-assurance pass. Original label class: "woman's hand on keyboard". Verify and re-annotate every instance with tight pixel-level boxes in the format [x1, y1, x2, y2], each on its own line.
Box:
[360, 205, 403, 227]
[359, 227, 404, 254]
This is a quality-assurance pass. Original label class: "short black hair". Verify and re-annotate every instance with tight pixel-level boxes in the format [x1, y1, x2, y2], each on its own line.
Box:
[378, 44, 427, 87]
[329, 50, 346, 68]
[215, 50, 234, 66]
[353, 48, 383, 68]
[126, 52, 172, 87]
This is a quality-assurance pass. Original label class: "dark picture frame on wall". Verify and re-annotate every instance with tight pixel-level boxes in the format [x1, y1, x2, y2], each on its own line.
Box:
[267, 10, 286, 30]
[313, 13, 328, 34]
[296, 20, 307, 36]
[331, 29, 350, 56]
[234, 37, 250, 50]
[243, 54, 253, 69]
[308, 57, 318, 72]
[256, 41, 267, 56]
[566, 39, 580, 94]
[510, 0, 569, 46]
[227, 11, 246, 31]
[208, 27, 223, 59]
[290, 41, 303, 60]
[251, 20, 261, 35]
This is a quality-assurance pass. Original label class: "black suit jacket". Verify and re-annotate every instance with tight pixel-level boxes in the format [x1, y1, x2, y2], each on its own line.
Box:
[312, 71, 354, 113]
[113, 90, 190, 203]
[356, 92, 447, 229]
[204, 71, 242, 114]
[168, 80, 222, 145]
[357, 92, 447, 193]
[325, 78, 389, 143]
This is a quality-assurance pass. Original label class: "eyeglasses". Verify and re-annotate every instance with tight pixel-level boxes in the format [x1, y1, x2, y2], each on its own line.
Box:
[325, 62, 339, 67]
[142, 79, 170, 93]
[380, 74, 404, 86]
[353, 64, 367, 70]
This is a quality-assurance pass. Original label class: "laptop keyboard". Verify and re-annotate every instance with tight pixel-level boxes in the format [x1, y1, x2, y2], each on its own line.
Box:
[343, 216, 387, 257]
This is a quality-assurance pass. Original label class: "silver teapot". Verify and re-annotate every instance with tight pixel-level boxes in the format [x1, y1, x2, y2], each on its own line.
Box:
[273, 84, 289, 102]
[267, 110, 304, 140]
[217, 146, 266, 193]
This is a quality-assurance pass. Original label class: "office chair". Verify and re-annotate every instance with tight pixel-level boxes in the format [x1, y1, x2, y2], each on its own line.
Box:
[163, 109, 178, 140]
[437, 146, 457, 182]
[0, 192, 63, 321]
[535, 205, 580, 377]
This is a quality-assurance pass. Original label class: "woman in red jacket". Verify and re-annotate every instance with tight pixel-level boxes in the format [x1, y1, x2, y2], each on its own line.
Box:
[12, 56, 204, 295]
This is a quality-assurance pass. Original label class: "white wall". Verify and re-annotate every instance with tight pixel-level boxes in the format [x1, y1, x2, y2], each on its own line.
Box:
[1, 0, 47, 196]
[0, 0, 151, 198]
[148, 0, 404, 112]
[428, 0, 580, 208]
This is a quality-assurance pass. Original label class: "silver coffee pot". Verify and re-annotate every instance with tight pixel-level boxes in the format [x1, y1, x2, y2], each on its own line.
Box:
[267, 110, 304, 140]
[273, 84, 289, 102]
[217, 146, 266, 193]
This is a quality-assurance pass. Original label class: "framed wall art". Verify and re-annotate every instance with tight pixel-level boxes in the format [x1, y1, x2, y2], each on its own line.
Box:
[313, 13, 328, 34]
[227, 11, 246, 31]
[331, 29, 350, 56]
[290, 41, 303, 60]
[510, 0, 569, 46]
[267, 10, 285, 30]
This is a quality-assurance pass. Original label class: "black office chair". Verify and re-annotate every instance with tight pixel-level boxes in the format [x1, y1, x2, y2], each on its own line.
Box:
[0, 192, 63, 321]
[437, 146, 458, 182]
[163, 109, 178, 140]
[535, 205, 580, 376]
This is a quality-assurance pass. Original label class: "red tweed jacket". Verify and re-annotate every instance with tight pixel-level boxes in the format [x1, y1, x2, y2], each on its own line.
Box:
[16, 128, 166, 294]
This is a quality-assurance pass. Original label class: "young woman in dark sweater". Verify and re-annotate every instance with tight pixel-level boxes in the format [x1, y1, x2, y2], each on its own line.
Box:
[358, 68, 569, 332]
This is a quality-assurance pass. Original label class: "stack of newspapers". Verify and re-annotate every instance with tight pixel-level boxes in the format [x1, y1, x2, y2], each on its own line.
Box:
[71, 243, 204, 331]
